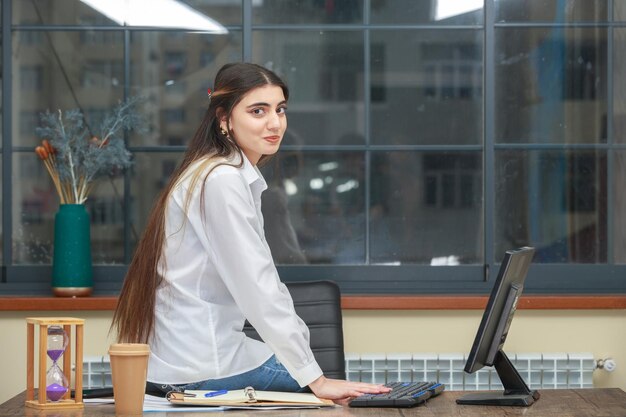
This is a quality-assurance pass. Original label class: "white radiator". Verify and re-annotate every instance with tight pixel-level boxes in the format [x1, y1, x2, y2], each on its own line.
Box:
[81, 352, 597, 390]
[345, 352, 596, 390]
[82, 355, 112, 388]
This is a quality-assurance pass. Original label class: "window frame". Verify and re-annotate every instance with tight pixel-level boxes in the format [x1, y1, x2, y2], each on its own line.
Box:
[2, 0, 626, 296]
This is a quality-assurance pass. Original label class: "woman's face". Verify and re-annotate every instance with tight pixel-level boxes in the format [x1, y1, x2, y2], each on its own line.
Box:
[222, 84, 287, 165]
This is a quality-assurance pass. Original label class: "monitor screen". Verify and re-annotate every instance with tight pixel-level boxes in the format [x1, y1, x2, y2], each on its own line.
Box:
[457, 246, 540, 407]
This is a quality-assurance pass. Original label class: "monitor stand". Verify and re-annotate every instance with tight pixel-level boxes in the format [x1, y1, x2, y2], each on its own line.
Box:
[456, 350, 541, 406]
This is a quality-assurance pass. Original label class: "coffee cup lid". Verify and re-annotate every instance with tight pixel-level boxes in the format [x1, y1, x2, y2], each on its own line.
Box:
[108, 343, 150, 356]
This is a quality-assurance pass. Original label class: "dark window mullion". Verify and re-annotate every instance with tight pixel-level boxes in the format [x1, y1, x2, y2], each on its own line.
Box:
[123, 28, 131, 263]
[484, 0, 495, 274]
[364, 0, 371, 264]
[606, 1, 614, 263]
[243, 0, 252, 61]
[2, 0, 13, 279]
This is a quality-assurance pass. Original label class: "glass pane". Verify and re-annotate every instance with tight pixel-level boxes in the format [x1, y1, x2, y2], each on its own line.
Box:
[14, 0, 240, 27]
[254, 0, 362, 24]
[13, 31, 124, 147]
[371, 0, 483, 25]
[129, 31, 242, 146]
[495, 28, 607, 143]
[0, 159, 2, 264]
[13, 0, 117, 25]
[615, 151, 626, 263]
[371, 30, 482, 145]
[130, 152, 184, 251]
[87, 177, 126, 264]
[252, 31, 364, 146]
[496, 0, 608, 22]
[12, 153, 52, 264]
[261, 151, 365, 264]
[260, 153, 310, 265]
[616, 2, 626, 21]
[132, 151, 364, 265]
[614, 29, 626, 143]
[0, 30, 2, 153]
[13, 153, 125, 264]
[371, 151, 483, 264]
[495, 150, 607, 263]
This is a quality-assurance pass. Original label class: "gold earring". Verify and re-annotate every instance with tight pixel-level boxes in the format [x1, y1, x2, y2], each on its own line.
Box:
[220, 127, 229, 137]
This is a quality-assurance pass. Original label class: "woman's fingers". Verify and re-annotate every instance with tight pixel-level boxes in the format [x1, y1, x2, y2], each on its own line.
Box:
[309, 376, 391, 400]
[352, 382, 390, 394]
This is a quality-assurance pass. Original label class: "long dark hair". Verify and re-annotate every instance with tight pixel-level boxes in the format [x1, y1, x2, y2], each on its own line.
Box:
[112, 63, 289, 343]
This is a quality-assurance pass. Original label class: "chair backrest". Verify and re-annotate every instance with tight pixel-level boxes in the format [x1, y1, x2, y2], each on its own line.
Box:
[243, 280, 346, 380]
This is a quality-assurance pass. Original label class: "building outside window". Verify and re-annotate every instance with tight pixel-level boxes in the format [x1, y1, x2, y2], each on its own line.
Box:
[2, 0, 625, 295]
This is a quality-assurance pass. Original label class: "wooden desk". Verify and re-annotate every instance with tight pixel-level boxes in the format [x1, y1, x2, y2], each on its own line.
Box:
[2, 389, 626, 417]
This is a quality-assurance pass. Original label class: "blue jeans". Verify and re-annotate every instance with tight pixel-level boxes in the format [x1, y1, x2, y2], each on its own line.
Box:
[149, 355, 307, 394]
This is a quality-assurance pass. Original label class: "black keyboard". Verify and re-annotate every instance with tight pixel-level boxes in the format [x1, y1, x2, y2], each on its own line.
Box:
[349, 381, 445, 408]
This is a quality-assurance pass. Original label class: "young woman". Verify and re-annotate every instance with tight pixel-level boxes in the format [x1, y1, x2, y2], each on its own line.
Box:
[111, 62, 389, 403]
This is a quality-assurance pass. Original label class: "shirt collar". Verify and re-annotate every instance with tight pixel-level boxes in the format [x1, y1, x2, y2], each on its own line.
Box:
[239, 152, 268, 193]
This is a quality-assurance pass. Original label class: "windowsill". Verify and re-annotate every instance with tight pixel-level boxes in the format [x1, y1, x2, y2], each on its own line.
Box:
[1, 295, 626, 311]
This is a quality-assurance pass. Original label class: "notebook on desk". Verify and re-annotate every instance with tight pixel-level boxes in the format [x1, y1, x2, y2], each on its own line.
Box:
[166, 387, 335, 409]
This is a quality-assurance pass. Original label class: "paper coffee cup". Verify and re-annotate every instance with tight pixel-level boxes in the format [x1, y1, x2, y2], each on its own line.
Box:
[109, 343, 150, 416]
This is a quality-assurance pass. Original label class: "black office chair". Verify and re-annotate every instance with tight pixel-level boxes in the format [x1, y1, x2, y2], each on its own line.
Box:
[243, 280, 346, 380]
[145, 280, 346, 397]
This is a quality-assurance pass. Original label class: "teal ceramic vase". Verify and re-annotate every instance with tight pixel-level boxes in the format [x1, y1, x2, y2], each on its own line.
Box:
[52, 204, 93, 297]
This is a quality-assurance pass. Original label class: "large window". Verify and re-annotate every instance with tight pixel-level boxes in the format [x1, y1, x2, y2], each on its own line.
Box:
[2, 0, 625, 295]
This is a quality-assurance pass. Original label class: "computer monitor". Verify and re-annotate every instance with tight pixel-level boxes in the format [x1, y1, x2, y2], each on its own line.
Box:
[456, 246, 540, 407]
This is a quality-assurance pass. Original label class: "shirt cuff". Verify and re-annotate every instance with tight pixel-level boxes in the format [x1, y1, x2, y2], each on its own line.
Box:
[289, 360, 324, 388]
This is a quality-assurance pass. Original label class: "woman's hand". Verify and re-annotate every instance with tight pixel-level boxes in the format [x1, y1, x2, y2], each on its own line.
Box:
[308, 375, 391, 405]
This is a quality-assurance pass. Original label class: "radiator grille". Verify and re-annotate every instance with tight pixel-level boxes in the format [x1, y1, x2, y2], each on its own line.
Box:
[81, 352, 596, 390]
[345, 352, 596, 390]
[82, 355, 112, 388]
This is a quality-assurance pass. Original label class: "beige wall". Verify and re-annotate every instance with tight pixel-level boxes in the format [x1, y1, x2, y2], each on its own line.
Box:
[2, 309, 625, 404]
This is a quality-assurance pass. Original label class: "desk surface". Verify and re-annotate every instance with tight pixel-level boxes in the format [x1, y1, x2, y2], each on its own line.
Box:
[2, 389, 626, 417]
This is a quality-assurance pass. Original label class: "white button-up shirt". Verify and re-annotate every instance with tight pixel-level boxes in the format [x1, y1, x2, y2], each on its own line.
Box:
[147, 154, 323, 387]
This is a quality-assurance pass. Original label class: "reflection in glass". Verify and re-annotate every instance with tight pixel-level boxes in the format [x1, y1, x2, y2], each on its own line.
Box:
[130, 152, 184, 251]
[614, 29, 626, 143]
[132, 151, 365, 265]
[261, 152, 365, 265]
[495, 28, 607, 143]
[12, 31, 124, 147]
[0, 160, 2, 264]
[618, 2, 626, 21]
[180, 0, 243, 26]
[495, 150, 606, 263]
[80, 0, 228, 32]
[371, 0, 482, 25]
[13, 153, 125, 264]
[260, 154, 307, 265]
[13, 153, 55, 264]
[371, 30, 482, 145]
[0, 5, 2, 262]
[254, 0, 362, 24]
[129, 31, 242, 146]
[14, 0, 241, 27]
[495, 0, 608, 22]
[252, 31, 364, 146]
[615, 152, 626, 263]
[13, 0, 118, 25]
[370, 152, 482, 264]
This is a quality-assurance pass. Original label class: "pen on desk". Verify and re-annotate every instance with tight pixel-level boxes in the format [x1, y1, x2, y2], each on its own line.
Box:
[204, 390, 228, 398]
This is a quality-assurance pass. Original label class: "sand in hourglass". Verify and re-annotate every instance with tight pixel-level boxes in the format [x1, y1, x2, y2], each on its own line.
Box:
[46, 383, 67, 401]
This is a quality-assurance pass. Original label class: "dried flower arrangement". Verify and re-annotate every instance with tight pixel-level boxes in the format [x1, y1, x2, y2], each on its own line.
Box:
[34, 97, 144, 204]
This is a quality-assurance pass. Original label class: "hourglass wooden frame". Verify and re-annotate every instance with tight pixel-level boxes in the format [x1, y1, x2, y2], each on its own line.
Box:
[25, 317, 84, 410]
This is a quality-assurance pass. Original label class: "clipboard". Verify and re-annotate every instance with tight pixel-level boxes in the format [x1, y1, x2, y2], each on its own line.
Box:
[166, 386, 335, 408]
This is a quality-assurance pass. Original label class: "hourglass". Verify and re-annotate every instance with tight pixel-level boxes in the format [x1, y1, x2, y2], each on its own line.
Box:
[25, 317, 84, 410]
[46, 325, 69, 401]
